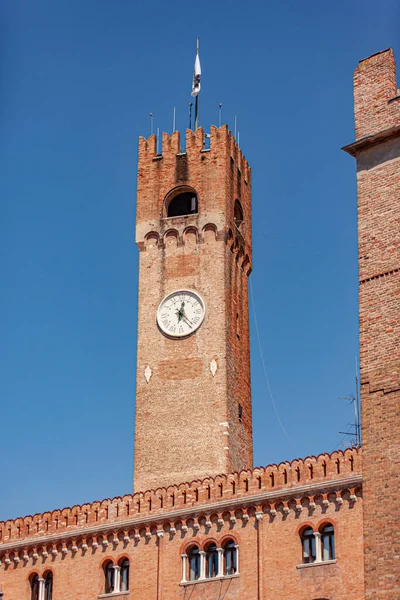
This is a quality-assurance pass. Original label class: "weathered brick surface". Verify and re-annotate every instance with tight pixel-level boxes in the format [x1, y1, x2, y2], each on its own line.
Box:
[134, 126, 253, 492]
[345, 48, 400, 600]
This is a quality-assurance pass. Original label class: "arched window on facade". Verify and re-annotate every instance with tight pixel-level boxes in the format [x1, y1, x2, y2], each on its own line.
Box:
[44, 571, 53, 600]
[320, 524, 335, 561]
[167, 190, 198, 218]
[223, 539, 237, 575]
[119, 558, 130, 592]
[187, 545, 200, 581]
[104, 560, 115, 594]
[205, 543, 218, 578]
[301, 527, 316, 564]
[234, 200, 244, 233]
[30, 574, 40, 600]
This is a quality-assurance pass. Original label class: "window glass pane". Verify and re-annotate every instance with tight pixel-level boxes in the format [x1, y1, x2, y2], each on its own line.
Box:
[120, 560, 130, 591]
[188, 547, 200, 581]
[105, 563, 115, 593]
[44, 573, 53, 600]
[31, 576, 39, 600]
[323, 535, 330, 560]
[224, 541, 237, 575]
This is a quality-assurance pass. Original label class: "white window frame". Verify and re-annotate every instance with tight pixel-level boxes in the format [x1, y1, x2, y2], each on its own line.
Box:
[180, 543, 239, 584]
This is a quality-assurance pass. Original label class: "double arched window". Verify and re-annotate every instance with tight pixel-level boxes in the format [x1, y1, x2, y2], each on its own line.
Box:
[182, 539, 238, 583]
[103, 558, 130, 593]
[30, 572, 53, 600]
[301, 524, 335, 564]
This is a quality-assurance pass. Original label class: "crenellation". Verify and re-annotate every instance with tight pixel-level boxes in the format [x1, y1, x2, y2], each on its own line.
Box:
[0, 448, 361, 548]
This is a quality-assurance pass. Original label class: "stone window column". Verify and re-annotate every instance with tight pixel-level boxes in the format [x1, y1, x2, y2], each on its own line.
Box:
[113, 565, 121, 593]
[180, 554, 187, 583]
[38, 578, 45, 600]
[314, 532, 322, 563]
[199, 551, 207, 580]
[217, 548, 224, 576]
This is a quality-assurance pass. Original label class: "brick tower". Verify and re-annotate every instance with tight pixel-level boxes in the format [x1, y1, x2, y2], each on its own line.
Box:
[344, 49, 400, 599]
[133, 126, 253, 492]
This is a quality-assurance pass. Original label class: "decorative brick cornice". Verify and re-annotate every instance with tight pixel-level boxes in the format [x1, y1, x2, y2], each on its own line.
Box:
[0, 448, 361, 550]
[359, 267, 400, 285]
[0, 475, 361, 558]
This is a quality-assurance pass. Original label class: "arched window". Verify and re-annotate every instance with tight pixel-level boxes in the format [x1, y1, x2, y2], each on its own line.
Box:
[167, 191, 198, 217]
[301, 527, 316, 564]
[205, 543, 218, 578]
[104, 560, 115, 594]
[320, 524, 335, 561]
[44, 571, 53, 600]
[119, 558, 130, 591]
[187, 545, 200, 581]
[223, 539, 237, 575]
[234, 200, 244, 232]
[30, 574, 40, 600]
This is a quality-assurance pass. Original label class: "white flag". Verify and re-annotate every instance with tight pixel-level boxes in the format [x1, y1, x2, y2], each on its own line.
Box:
[191, 52, 201, 97]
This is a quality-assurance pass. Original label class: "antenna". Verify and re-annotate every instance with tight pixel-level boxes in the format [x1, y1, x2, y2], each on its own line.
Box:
[219, 103, 222, 127]
[149, 113, 153, 136]
[234, 115, 237, 139]
[194, 37, 200, 130]
[172, 106, 176, 133]
[338, 395, 361, 447]
[355, 355, 361, 446]
[237, 131, 240, 147]
[156, 127, 160, 155]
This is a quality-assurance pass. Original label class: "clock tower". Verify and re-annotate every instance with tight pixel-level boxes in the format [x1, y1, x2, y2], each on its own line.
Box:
[133, 125, 253, 492]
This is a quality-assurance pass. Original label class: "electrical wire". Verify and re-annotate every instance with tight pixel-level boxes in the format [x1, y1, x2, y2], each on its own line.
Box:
[249, 279, 295, 449]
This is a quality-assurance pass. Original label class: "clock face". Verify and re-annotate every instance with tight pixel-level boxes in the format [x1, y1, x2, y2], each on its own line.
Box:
[156, 289, 206, 338]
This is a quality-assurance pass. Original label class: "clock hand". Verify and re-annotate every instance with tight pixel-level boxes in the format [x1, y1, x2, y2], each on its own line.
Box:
[182, 313, 193, 329]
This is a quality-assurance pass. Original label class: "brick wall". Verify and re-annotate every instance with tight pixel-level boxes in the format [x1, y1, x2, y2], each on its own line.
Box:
[0, 450, 363, 600]
[344, 48, 400, 600]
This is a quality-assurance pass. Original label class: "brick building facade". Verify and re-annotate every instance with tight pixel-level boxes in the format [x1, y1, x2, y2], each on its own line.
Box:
[0, 49, 398, 599]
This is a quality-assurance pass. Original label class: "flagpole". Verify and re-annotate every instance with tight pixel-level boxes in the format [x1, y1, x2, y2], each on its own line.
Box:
[195, 95, 199, 130]
[195, 38, 199, 129]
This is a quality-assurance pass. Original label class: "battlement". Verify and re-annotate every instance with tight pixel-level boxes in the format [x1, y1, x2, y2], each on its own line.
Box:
[138, 125, 250, 182]
[353, 48, 400, 141]
[0, 448, 361, 546]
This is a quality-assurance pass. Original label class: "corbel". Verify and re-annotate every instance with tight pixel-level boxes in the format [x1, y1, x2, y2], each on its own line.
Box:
[308, 496, 316, 510]
[101, 537, 109, 549]
[205, 519, 212, 529]
[92, 539, 99, 549]
[295, 501, 303, 514]
[193, 521, 200, 532]
[230, 514, 237, 525]
[269, 503, 277, 517]
[255, 511, 263, 522]
[123, 531, 130, 544]
[32, 548, 39, 561]
[349, 488, 357, 503]
[81, 539, 88, 551]
[51, 545, 58, 557]
[145, 527, 152, 539]
[336, 491, 344, 505]
[4, 555, 11, 566]
[282, 501, 290, 515]
[112, 533, 119, 546]
[71, 540, 78, 554]
[217, 514, 224, 527]
[242, 512, 250, 523]
[322, 494, 329, 507]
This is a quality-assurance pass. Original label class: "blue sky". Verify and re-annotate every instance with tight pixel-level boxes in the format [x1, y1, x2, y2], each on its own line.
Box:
[1, 0, 399, 520]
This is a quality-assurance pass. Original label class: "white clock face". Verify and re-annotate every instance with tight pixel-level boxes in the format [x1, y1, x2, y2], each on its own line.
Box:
[156, 289, 206, 338]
